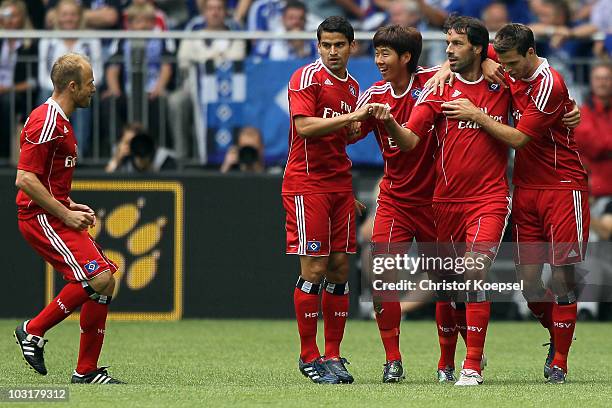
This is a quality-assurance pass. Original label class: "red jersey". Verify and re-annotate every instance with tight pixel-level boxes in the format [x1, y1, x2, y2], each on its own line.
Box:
[507, 59, 588, 191]
[16, 98, 77, 220]
[282, 59, 360, 195]
[486, 46, 588, 191]
[355, 66, 439, 205]
[407, 73, 511, 203]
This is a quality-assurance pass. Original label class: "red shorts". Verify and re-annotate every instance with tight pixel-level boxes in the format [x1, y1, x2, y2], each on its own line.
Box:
[19, 213, 118, 282]
[512, 187, 589, 266]
[371, 197, 436, 255]
[433, 198, 511, 260]
[283, 192, 356, 256]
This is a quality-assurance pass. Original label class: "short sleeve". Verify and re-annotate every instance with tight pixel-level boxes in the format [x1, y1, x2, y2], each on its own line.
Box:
[406, 89, 443, 140]
[516, 79, 565, 140]
[288, 71, 319, 118]
[17, 119, 58, 175]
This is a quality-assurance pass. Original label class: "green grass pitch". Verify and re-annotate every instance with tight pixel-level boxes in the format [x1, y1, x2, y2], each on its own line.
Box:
[1, 319, 611, 407]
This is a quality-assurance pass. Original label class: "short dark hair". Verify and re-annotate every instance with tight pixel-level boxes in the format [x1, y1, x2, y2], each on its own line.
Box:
[373, 25, 422, 74]
[443, 15, 489, 62]
[317, 16, 354, 43]
[284, 0, 306, 14]
[493, 23, 535, 56]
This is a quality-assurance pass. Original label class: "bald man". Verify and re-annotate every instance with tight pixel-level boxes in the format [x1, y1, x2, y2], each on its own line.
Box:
[14, 53, 124, 384]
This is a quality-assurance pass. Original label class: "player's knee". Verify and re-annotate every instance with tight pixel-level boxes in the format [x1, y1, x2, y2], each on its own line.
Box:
[100, 276, 115, 297]
[522, 285, 546, 302]
[301, 269, 325, 283]
[88, 270, 113, 294]
[326, 261, 349, 283]
[301, 262, 327, 283]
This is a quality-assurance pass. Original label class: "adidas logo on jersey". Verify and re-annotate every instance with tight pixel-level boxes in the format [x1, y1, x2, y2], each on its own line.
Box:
[324, 78, 334, 86]
[568, 249, 578, 257]
[64, 125, 69, 134]
[452, 89, 462, 97]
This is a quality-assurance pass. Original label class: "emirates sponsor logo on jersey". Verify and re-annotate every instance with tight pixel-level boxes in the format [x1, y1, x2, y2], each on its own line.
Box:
[323, 101, 353, 118]
[65, 156, 77, 168]
[458, 107, 503, 129]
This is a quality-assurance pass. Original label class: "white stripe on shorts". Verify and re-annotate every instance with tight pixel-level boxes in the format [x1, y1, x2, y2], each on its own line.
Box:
[37, 214, 86, 281]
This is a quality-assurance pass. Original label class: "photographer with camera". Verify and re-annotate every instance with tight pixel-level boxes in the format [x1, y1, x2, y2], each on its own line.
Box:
[220, 126, 265, 173]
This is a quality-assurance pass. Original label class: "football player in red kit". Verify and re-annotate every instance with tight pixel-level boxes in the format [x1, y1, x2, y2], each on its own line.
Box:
[283, 16, 371, 384]
[349, 25, 442, 383]
[14, 53, 123, 384]
[442, 24, 589, 384]
[379, 16, 512, 386]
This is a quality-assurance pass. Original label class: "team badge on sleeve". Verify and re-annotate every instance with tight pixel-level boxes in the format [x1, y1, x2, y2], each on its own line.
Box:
[411, 88, 422, 100]
[349, 85, 356, 97]
[84, 260, 100, 275]
[488, 83, 501, 92]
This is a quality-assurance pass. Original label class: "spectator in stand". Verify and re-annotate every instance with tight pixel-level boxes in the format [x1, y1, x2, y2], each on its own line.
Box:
[122, 0, 169, 30]
[530, 0, 594, 56]
[220, 126, 265, 173]
[169, 0, 245, 159]
[481, 0, 509, 32]
[186, 0, 242, 31]
[386, 0, 425, 28]
[246, 0, 285, 33]
[102, 3, 175, 150]
[574, 62, 612, 222]
[252, 1, 316, 60]
[106, 123, 177, 173]
[0, 0, 37, 161]
[378, 0, 448, 65]
[38, 0, 103, 156]
[444, 0, 531, 24]
[45, 0, 121, 29]
[580, 0, 612, 58]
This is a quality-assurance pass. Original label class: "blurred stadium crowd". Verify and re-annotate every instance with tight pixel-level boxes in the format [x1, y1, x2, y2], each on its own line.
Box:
[0, 0, 610, 167]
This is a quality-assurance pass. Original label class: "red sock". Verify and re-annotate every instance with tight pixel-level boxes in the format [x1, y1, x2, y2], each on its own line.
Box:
[27, 282, 91, 336]
[551, 303, 577, 372]
[464, 302, 490, 373]
[76, 299, 109, 374]
[322, 282, 349, 359]
[436, 302, 458, 369]
[375, 301, 401, 362]
[452, 305, 467, 345]
[528, 301, 554, 339]
[294, 286, 320, 362]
